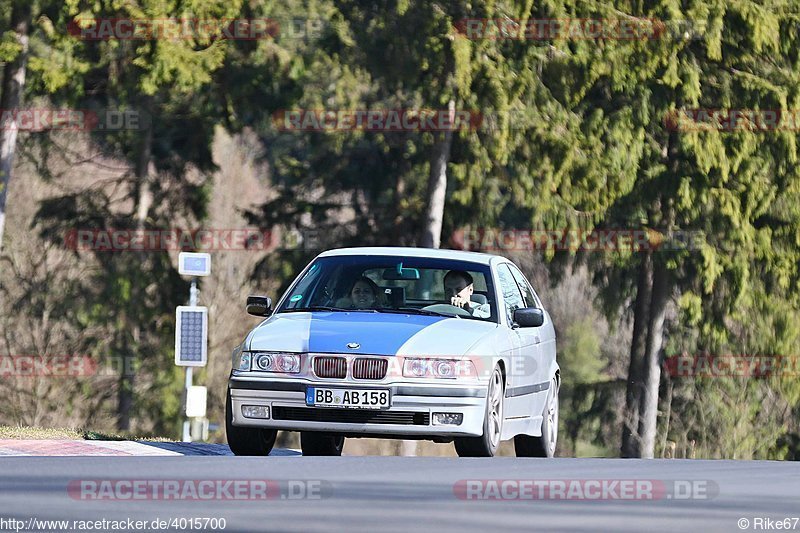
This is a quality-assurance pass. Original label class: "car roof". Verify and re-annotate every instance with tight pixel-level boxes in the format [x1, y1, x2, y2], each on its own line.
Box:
[317, 246, 507, 266]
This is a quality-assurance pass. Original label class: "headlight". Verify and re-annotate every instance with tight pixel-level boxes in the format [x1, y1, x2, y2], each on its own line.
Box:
[250, 352, 301, 374]
[402, 358, 476, 379]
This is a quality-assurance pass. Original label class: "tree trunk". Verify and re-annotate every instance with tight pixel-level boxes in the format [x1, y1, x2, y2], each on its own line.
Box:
[629, 128, 679, 458]
[0, 1, 32, 252]
[389, 174, 406, 244]
[620, 252, 653, 457]
[117, 108, 153, 431]
[636, 258, 669, 458]
[419, 100, 454, 248]
[621, 128, 678, 458]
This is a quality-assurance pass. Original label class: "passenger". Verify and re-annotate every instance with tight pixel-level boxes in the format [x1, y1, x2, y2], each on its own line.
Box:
[443, 270, 490, 318]
[338, 276, 386, 309]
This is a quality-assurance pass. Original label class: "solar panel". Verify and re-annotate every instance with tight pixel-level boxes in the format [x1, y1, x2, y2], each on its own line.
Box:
[175, 306, 208, 367]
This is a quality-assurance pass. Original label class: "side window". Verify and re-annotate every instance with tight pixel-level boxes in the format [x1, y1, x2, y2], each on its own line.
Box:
[507, 264, 539, 308]
[287, 263, 324, 308]
[496, 265, 525, 323]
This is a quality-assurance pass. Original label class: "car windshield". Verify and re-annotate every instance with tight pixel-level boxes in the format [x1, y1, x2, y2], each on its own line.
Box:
[276, 254, 498, 322]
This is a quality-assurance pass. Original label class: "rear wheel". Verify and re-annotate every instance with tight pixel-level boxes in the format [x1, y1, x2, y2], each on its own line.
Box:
[514, 375, 558, 457]
[454, 366, 504, 457]
[300, 432, 345, 456]
[225, 390, 277, 456]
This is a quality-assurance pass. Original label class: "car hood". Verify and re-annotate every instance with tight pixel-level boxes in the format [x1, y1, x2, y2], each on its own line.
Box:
[246, 311, 497, 356]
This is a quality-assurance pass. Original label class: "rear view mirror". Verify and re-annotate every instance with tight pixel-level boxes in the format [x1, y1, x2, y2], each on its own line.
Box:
[246, 295, 272, 317]
[382, 265, 420, 280]
[513, 307, 544, 327]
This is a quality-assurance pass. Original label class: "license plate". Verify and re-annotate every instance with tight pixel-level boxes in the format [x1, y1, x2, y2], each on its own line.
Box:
[305, 387, 391, 409]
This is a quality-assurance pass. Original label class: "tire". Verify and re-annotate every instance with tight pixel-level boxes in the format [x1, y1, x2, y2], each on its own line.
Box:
[225, 389, 277, 456]
[454, 366, 504, 457]
[514, 375, 558, 458]
[300, 432, 345, 456]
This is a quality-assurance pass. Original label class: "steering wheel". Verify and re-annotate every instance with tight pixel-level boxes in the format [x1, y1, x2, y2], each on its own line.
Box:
[421, 303, 472, 317]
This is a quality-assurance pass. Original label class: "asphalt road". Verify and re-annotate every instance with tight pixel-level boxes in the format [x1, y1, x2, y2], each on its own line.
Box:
[0, 455, 797, 532]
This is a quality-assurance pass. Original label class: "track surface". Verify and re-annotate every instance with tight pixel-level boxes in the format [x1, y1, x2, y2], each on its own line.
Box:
[0, 455, 798, 532]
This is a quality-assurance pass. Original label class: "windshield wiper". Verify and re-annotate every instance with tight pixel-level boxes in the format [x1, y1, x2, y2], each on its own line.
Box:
[281, 305, 352, 313]
[282, 305, 382, 313]
[377, 307, 461, 318]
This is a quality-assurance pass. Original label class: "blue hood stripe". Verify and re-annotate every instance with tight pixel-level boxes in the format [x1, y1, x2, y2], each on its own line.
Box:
[307, 312, 445, 355]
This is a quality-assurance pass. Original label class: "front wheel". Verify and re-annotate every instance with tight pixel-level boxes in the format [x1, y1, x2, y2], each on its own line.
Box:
[225, 390, 277, 456]
[454, 366, 504, 457]
[300, 432, 345, 456]
[514, 375, 558, 457]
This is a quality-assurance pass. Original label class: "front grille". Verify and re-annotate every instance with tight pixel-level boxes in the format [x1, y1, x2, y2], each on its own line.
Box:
[352, 358, 388, 380]
[313, 356, 347, 379]
[272, 406, 430, 426]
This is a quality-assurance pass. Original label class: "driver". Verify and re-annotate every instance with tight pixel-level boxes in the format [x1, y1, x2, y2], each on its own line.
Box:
[443, 270, 490, 318]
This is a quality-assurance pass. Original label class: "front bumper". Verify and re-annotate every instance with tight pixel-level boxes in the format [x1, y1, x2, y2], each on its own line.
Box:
[228, 373, 488, 438]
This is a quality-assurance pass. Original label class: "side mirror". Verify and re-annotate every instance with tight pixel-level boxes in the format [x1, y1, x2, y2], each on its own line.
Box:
[246, 295, 272, 317]
[513, 307, 544, 328]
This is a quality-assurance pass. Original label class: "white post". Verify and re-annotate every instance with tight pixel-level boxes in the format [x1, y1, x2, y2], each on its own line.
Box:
[182, 278, 199, 442]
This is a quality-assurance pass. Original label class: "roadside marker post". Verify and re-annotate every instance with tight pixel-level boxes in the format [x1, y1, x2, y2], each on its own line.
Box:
[176, 252, 210, 442]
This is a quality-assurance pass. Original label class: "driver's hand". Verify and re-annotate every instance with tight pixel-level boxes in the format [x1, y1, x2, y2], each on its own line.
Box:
[450, 295, 470, 309]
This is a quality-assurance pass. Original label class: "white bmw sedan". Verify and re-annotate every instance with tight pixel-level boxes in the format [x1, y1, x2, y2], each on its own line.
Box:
[226, 247, 559, 457]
